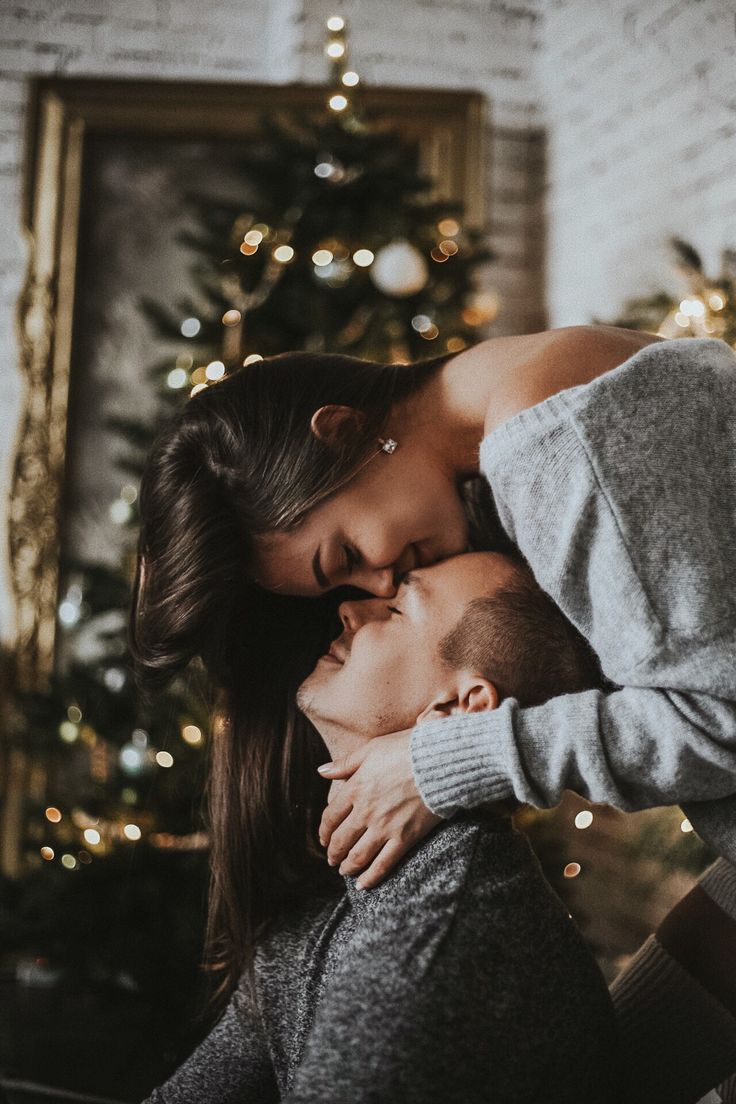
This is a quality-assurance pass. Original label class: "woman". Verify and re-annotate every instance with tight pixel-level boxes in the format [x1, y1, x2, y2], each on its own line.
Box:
[131, 324, 736, 1100]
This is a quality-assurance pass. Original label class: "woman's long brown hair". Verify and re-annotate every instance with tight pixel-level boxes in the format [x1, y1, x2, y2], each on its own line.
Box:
[128, 349, 459, 1022]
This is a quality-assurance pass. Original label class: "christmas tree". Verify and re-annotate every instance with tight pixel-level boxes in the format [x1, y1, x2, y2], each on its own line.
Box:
[0, 18, 492, 1096]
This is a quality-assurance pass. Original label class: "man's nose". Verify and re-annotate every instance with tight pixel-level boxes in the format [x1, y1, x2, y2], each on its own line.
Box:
[338, 597, 389, 633]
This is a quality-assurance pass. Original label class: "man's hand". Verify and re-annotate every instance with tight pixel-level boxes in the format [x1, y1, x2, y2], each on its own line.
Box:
[317, 729, 442, 889]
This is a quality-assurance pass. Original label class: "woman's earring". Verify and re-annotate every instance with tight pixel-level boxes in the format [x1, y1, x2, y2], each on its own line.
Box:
[379, 438, 398, 454]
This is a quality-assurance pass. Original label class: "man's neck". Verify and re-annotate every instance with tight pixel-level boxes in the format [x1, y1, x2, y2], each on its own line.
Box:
[314, 719, 369, 764]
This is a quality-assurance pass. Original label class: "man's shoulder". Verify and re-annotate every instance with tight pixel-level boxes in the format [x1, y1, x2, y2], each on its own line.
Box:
[348, 812, 541, 919]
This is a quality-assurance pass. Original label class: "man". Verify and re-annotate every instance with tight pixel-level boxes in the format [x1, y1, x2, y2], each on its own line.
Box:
[142, 551, 620, 1103]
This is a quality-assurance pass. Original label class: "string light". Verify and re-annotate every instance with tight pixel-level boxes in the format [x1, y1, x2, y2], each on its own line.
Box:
[342, 71, 360, 87]
[167, 367, 188, 389]
[438, 217, 460, 237]
[574, 810, 594, 830]
[327, 15, 345, 31]
[190, 383, 208, 397]
[182, 724, 203, 746]
[243, 229, 263, 246]
[222, 309, 242, 326]
[329, 94, 348, 112]
[180, 317, 201, 338]
[45, 807, 62, 823]
[680, 818, 693, 833]
[244, 353, 263, 366]
[273, 245, 295, 263]
[326, 41, 345, 58]
[123, 824, 142, 841]
[155, 751, 174, 768]
[563, 862, 582, 878]
[313, 248, 334, 267]
[353, 249, 374, 267]
[205, 360, 226, 380]
[83, 829, 101, 846]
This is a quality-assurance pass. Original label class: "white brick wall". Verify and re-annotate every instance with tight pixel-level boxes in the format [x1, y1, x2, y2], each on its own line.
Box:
[0, 0, 542, 644]
[536, 0, 736, 325]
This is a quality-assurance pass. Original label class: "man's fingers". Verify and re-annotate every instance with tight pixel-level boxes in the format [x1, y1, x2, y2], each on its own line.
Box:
[355, 838, 407, 890]
[318, 793, 353, 846]
[326, 815, 367, 867]
[339, 833, 383, 877]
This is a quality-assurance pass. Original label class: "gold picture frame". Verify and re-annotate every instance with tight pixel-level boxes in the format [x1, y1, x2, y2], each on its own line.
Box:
[9, 76, 487, 693]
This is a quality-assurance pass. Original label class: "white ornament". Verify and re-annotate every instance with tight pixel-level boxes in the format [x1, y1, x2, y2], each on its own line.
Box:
[370, 239, 429, 297]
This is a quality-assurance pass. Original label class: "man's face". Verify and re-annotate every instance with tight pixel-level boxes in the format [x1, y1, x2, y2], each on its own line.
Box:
[297, 551, 519, 739]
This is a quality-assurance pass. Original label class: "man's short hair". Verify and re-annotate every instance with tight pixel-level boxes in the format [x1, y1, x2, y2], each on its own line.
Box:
[439, 559, 606, 708]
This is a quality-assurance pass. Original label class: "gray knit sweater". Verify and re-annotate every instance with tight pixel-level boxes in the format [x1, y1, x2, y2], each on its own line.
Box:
[141, 814, 620, 1103]
[412, 337, 736, 863]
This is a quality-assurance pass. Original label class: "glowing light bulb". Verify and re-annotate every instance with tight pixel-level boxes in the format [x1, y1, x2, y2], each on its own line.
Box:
[342, 71, 359, 87]
[182, 724, 203, 746]
[326, 41, 345, 58]
[329, 94, 348, 112]
[327, 15, 345, 31]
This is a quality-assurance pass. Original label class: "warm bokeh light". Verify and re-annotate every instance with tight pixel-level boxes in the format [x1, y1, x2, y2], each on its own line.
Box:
[326, 15, 345, 31]
[342, 71, 359, 87]
[312, 249, 334, 266]
[155, 751, 174, 768]
[574, 810, 594, 829]
[190, 383, 208, 397]
[273, 244, 295, 263]
[563, 862, 582, 878]
[45, 807, 62, 823]
[180, 317, 201, 337]
[182, 724, 203, 746]
[243, 229, 263, 246]
[438, 218, 460, 237]
[353, 249, 374, 267]
[123, 824, 142, 841]
[222, 308, 242, 326]
[329, 94, 348, 112]
[326, 41, 345, 58]
[244, 353, 264, 366]
[83, 829, 101, 845]
[40, 847, 54, 861]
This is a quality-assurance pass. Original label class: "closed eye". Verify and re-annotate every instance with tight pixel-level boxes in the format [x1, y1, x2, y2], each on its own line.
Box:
[387, 606, 402, 616]
[343, 544, 360, 576]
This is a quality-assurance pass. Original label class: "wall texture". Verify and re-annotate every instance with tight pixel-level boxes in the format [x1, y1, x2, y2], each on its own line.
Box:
[536, 0, 736, 324]
[0, 0, 543, 646]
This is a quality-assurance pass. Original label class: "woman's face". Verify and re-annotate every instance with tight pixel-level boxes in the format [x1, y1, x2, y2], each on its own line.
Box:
[251, 441, 470, 597]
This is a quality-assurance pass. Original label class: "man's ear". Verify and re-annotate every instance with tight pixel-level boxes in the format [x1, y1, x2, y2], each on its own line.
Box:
[310, 405, 366, 448]
[456, 674, 499, 714]
[416, 676, 499, 725]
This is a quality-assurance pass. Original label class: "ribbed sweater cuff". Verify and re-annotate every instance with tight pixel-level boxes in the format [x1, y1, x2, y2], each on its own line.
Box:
[700, 858, 736, 921]
[411, 714, 513, 818]
[611, 934, 736, 1100]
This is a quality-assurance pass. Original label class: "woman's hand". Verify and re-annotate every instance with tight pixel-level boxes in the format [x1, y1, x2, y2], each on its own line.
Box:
[317, 729, 442, 889]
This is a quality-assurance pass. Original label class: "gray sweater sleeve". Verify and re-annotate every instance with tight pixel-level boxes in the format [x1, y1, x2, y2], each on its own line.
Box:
[140, 976, 278, 1103]
[412, 337, 736, 862]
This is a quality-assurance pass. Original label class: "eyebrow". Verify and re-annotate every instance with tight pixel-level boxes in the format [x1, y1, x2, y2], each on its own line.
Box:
[398, 571, 426, 594]
[312, 546, 330, 590]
